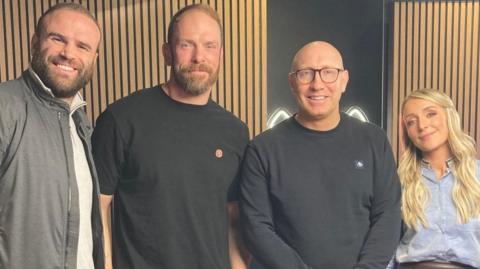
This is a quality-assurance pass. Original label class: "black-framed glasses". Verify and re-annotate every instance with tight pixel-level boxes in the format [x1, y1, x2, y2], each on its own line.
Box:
[289, 68, 344, 84]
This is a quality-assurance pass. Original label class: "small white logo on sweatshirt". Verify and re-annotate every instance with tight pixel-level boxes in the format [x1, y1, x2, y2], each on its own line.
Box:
[354, 160, 365, 169]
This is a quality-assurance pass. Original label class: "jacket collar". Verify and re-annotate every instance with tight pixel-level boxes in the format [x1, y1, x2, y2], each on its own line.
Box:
[26, 67, 86, 114]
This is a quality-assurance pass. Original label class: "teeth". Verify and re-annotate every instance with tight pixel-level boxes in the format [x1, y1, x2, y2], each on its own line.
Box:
[309, 96, 326, 100]
[56, 64, 74, 71]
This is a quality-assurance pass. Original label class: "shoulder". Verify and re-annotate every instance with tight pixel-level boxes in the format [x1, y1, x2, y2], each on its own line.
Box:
[250, 117, 295, 148]
[0, 77, 29, 144]
[206, 102, 249, 134]
[0, 77, 28, 104]
[341, 113, 389, 142]
[0, 77, 29, 120]
[107, 86, 160, 112]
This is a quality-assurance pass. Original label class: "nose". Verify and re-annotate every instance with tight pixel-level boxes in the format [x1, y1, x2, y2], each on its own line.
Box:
[310, 70, 325, 90]
[417, 116, 428, 130]
[59, 42, 75, 59]
[192, 46, 206, 63]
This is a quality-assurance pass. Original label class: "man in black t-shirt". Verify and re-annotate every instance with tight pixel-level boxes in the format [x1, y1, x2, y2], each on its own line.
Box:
[240, 41, 401, 269]
[92, 4, 249, 269]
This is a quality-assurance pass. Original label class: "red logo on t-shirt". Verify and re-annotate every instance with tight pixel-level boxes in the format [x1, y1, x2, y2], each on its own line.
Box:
[215, 149, 223, 158]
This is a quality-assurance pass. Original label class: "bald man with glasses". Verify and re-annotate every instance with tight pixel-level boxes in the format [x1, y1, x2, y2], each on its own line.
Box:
[239, 41, 401, 269]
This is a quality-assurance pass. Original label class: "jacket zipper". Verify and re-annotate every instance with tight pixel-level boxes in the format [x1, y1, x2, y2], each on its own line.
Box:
[58, 111, 71, 268]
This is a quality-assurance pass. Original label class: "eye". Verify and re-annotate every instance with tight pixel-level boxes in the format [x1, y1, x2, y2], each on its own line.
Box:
[179, 42, 192, 49]
[51, 36, 63, 42]
[297, 69, 312, 78]
[426, 111, 437, 118]
[322, 68, 337, 75]
[404, 119, 416, 127]
[78, 44, 90, 52]
[205, 42, 218, 49]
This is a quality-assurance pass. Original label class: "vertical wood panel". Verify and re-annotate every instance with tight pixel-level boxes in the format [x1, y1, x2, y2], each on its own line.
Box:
[0, 0, 6, 82]
[0, 0, 268, 136]
[390, 0, 480, 159]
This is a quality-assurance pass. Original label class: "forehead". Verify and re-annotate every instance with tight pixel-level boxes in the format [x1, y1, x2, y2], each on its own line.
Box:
[174, 10, 221, 41]
[293, 44, 343, 70]
[403, 98, 442, 114]
[41, 9, 101, 45]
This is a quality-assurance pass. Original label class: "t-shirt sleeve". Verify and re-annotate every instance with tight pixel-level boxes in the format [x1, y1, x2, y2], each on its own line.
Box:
[227, 124, 250, 202]
[92, 108, 125, 195]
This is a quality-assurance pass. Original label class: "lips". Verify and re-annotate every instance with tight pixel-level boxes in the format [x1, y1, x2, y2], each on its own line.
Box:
[49, 55, 79, 73]
[55, 63, 75, 71]
[308, 95, 327, 100]
[419, 131, 435, 140]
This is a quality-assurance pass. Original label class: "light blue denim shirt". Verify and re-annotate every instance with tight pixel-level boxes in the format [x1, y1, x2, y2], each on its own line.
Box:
[387, 160, 480, 269]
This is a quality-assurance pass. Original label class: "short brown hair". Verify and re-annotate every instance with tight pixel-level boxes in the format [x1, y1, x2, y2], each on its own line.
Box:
[167, 4, 223, 45]
[35, 2, 100, 37]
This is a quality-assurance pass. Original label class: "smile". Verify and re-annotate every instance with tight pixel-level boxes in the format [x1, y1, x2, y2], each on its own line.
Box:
[308, 96, 327, 100]
[52, 61, 77, 73]
[57, 64, 74, 71]
[419, 131, 435, 140]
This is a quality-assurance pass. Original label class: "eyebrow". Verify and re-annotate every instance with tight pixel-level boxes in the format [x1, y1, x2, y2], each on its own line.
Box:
[78, 41, 93, 50]
[403, 105, 438, 118]
[47, 32, 93, 51]
[47, 32, 65, 40]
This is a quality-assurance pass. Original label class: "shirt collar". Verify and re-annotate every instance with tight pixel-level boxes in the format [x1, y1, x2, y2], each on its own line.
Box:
[420, 157, 455, 169]
[28, 67, 86, 114]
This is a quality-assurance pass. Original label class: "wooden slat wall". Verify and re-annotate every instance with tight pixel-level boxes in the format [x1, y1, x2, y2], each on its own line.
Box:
[0, 0, 267, 137]
[389, 0, 480, 159]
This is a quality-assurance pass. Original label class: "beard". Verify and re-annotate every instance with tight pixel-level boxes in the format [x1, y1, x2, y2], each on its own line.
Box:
[173, 63, 219, 96]
[31, 47, 94, 98]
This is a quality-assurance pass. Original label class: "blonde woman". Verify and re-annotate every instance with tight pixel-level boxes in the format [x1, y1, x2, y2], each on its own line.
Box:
[388, 89, 480, 269]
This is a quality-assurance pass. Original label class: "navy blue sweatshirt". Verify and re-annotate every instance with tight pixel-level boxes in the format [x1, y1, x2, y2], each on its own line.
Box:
[240, 114, 401, 269]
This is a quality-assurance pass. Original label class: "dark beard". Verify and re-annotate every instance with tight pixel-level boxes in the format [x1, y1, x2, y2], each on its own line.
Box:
[173, 63, 219, 96]
[31, 47, 94, 98]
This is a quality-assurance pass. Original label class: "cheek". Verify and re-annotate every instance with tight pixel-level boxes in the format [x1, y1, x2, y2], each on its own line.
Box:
[405, 128, 417, 140]
[294, 86, 309, 97]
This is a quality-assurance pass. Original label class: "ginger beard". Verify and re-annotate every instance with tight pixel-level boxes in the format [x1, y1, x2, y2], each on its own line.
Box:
[173, 62, 219, 96]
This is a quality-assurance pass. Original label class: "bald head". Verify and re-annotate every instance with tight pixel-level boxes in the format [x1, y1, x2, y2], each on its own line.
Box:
[290, 41, 344, 72]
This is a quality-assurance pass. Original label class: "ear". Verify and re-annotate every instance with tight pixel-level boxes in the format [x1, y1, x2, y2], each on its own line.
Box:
[288, 74, 296, 94]
[93, 52, 99, 66]
[162, 43, 173, 66]
[31, 34, 39, 56]
[340, 70, 349, 93]
[220, 46, 224, 62]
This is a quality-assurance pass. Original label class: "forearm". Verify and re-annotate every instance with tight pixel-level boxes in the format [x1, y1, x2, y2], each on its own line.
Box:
[242, 221, 312, 269]
[240, 146, 312, 269]
[100, 194, 113, 269]
[228, 203, 250, 269]
[355, 139, 402, 269]
[354, 212, 401, 269]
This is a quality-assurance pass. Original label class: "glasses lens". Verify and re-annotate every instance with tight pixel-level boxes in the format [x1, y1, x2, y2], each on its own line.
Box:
[320, 68, 339, 83]
[296, 69, 314, 84]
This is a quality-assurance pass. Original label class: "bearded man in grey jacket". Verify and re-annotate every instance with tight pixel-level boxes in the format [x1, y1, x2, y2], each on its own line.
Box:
[0, 3, 104, 269]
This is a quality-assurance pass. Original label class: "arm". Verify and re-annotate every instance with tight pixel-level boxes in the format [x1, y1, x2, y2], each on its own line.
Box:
[354, 135, 402, 269]
[228, 202, 250, 269]
[92, 109, 125, 269]
[100, 194, 113, 269]
[239, 145, 312, 269]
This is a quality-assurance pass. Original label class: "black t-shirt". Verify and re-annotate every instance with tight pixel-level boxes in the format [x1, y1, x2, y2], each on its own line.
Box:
[92, 86, 249, 269]
[240, 114, 402, 269]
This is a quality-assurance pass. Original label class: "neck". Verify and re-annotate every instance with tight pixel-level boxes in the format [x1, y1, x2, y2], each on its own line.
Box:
[422, 146, 452, 179]
[295, 112, 340, 131]
[163, 79, 211, 106]
[58, 96, 74, 106]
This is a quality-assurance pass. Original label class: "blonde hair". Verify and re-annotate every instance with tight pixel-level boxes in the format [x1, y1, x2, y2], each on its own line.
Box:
[398, 89, 480, 229]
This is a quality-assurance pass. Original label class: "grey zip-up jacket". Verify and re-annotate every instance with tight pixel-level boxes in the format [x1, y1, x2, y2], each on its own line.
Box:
[0, 70, 104, 269]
